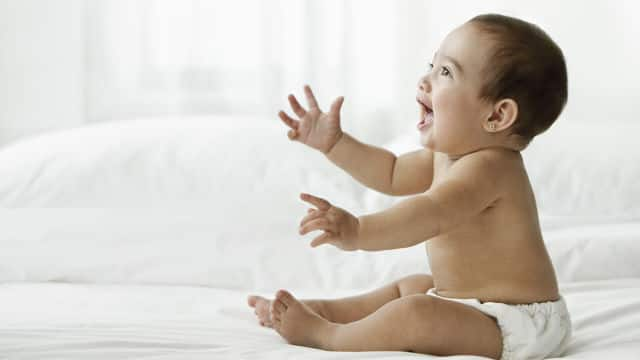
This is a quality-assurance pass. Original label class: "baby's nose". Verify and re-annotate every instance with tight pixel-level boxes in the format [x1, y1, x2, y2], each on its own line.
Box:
[417, 74, 431, 92]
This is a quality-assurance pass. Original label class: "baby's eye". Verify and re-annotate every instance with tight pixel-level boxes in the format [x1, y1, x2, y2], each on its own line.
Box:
[440, 66, 451, 77]
[428, 62, 434, 71]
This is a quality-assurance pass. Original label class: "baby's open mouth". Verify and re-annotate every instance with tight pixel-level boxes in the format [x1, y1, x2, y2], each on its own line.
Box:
[416, 98, 434, 131]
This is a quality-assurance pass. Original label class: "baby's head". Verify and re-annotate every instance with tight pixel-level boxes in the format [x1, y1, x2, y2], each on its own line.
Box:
[416, 14, 567, 156]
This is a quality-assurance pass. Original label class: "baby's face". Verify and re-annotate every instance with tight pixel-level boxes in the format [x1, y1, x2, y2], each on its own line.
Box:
[416, 23, 495, 156]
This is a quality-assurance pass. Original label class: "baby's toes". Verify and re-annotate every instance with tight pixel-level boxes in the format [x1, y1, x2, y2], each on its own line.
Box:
[253, 309, 267, 325]
[261, 311, 274, 327]
[275, 289, 296, 307]
[256, 307, 274, 326]
[272, 315, 282, 330]
[253, 298, 269, 313]
[270, 304, 284, 330]
[270, 299, 286, 321]
[256, 302, 268, 316]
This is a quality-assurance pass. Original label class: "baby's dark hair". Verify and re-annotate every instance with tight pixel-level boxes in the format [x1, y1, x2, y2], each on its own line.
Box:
[468, 14, 567, 147]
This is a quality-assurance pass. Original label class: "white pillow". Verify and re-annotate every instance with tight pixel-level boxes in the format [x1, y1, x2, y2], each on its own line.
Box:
[523, 119, 640, 219]
[544, 222, 640, 282]
[0, 116, 364, 208]
[1, 116, 403, 291]
[0, 208, 430, 291]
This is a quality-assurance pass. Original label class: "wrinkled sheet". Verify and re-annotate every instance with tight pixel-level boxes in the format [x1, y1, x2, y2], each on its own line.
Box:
[1, 279, 640, 359]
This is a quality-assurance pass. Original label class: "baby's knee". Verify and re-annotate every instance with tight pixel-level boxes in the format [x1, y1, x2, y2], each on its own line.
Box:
[396, 273, 434, 297]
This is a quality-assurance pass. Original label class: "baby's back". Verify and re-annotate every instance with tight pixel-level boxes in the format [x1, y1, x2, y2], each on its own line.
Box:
[427, 149, 559, 305]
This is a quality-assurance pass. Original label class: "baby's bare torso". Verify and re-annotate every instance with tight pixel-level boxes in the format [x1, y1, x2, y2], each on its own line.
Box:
[427, 150, 559, 305]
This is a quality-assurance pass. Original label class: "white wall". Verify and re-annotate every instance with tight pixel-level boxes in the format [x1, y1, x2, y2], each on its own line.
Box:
[0, 0, 638, 147]
[0, 0, 85, 146]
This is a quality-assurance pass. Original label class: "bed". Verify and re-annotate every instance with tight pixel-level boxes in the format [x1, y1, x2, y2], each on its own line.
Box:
[1, 116, 639, 359]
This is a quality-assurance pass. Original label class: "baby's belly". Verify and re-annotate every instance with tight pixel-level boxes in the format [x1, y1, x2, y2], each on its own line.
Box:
[426, 235, 560, 304]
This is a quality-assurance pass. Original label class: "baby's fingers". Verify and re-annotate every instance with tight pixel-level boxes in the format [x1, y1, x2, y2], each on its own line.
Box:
[299, 218, 333, 236]
[310, 232, 332, 248]
[300, 209, 322, 226]
[329, 96, 344, 116]
[304, 85, 320, 110]
[287, 129, 298, 140]
[300, 193, 332, 211]
[288, 94, 307, 118]
[278, 110, 299, 130]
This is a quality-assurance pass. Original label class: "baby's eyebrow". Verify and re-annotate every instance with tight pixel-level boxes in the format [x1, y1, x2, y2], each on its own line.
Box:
[434, 52, 464, 74]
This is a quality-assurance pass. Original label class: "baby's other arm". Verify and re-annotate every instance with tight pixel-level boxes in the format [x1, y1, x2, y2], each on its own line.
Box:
[355, 151, 503, 251]
[327, 133, 434, 196]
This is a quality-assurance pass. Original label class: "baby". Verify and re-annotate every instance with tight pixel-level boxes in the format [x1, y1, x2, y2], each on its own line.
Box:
[248, 14, 572, 360]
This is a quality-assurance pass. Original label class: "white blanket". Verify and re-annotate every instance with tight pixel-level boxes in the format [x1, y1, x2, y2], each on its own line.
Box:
[1, 279, 640, 359]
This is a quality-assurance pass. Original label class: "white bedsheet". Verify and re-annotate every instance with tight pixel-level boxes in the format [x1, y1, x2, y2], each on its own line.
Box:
[1, 279, 640, 359]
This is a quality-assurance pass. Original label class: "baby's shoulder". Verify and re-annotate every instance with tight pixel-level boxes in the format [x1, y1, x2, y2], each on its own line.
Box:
[476, 149, 530, 193]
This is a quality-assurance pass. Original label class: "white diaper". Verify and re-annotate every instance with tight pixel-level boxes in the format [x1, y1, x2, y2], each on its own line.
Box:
[426, 288, 572, 360]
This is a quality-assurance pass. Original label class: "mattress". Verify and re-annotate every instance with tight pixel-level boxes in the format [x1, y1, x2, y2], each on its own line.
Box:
[1, 279, 640, 359]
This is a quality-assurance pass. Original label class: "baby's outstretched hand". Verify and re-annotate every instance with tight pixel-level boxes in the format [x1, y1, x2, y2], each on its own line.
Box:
[278, 85, 345, 154]
[298, 193, 360, 251]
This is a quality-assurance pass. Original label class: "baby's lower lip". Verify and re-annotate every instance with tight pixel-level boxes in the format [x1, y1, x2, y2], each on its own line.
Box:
[417, 111, 434, 130]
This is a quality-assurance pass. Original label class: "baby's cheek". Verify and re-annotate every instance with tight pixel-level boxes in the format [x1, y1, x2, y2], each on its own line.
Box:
[433, 91, 456, 119]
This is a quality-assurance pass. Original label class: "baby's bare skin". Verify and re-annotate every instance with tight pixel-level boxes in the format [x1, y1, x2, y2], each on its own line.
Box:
[428, 150, 559, 304]
[247, 295, 327, 328]
[248, 20, 561, 359]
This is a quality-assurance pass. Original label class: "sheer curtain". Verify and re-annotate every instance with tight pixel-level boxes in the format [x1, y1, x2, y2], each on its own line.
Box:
[3, 1, 636, 147]
[85, 0, 431, 143]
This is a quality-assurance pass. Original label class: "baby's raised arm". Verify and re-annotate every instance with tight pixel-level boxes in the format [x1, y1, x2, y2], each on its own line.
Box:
[278, 85, 434, 196]
[327, 135, 434, 196]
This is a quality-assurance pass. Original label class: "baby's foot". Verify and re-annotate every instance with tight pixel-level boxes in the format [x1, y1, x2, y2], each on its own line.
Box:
[247, 295, 274, 327]
[270, 289, 334, 350]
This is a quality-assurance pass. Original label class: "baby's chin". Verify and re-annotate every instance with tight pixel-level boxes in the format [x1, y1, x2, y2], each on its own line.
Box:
[420, 133, 458, 155]
[419, 130, 435, 150]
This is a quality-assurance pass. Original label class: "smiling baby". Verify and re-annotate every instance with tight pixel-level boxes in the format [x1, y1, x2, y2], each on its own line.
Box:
[248, 13, 572, 360]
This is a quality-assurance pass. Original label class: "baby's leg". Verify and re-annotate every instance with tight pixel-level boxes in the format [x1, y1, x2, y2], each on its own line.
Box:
[271, 289, 502, 358]
[248, 273, 433, 326]
[307, 273, 434, 324]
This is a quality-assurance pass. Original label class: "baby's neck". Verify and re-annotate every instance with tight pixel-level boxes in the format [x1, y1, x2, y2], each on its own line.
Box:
[443, 145, 520, 163]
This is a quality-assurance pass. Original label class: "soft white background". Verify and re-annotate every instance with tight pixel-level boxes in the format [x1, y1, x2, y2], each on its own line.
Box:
[0, 0, 639, 292]
[1, 3, 640, 359]
[1, 0, 639, 147]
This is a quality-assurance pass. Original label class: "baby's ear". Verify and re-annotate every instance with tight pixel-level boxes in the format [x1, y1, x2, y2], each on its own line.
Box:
[484, 98, 518, 133]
